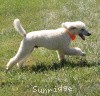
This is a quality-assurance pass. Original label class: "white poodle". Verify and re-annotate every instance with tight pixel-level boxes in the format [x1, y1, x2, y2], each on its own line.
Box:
[6, 19, 91, 71]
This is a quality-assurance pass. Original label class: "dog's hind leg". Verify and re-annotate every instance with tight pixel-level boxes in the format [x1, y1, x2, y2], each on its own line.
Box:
[6, 40, 34, 71]
[16, 56, 27, 68]
[16, 51, 33, 68]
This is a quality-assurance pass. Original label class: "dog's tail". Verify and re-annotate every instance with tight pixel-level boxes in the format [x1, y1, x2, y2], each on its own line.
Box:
[13, 19, 26, 37]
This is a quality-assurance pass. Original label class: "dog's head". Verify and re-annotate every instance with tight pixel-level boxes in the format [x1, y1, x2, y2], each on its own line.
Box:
[62, 21, 91, 40]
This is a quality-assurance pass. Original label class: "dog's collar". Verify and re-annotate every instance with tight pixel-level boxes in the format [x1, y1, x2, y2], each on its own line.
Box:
[64, 29, 76, 41]
[67, 31, 76, 40]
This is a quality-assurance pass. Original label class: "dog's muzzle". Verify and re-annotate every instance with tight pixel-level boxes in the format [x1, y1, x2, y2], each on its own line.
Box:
[79, 30, 91, 40]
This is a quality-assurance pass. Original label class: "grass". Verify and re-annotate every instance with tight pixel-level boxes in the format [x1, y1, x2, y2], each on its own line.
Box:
[0, 0, 100, 96]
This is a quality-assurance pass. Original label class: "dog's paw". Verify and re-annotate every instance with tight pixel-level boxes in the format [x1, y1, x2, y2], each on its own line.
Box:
[4, 69, 9, 73]
[82, 52, 86, 56]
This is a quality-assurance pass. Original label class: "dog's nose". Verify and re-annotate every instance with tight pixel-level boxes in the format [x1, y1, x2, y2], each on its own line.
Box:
[87, 32, 91, 36]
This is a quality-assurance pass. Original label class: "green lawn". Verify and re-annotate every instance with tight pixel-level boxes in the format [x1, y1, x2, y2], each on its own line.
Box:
[0, 0, 100, 96]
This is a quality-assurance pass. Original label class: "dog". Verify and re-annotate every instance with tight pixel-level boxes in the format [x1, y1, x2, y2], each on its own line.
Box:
[6, 19, 91, 72]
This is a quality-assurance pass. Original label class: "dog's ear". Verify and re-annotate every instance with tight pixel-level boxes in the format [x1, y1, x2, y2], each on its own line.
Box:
[62, 23, 67, 29]
[69, 26, 77, 30]
[62, 22, 76, 29]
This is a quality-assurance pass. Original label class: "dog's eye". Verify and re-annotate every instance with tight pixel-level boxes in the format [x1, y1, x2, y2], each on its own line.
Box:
[81, 29, 85, 31]
[71, 27, 76, 30]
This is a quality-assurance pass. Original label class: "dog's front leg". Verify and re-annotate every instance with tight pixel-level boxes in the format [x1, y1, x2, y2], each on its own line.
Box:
[57, 51, 65, 62]
[64, 47, 86, 56]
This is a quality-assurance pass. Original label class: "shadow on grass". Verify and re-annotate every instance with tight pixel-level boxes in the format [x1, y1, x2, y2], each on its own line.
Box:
[22, 60, 100, 73]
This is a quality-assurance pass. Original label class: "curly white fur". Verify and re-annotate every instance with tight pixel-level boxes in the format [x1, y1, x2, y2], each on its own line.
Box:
[13, 19, 26, 36]
[6, 19, 91, 71]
